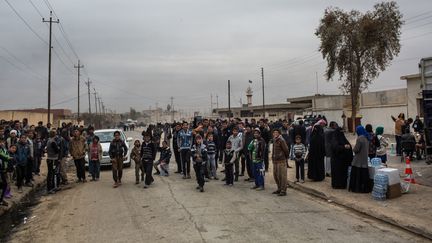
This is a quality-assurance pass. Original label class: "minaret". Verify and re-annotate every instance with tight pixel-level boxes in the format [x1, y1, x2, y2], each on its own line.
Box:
[246, 86, 253, 107]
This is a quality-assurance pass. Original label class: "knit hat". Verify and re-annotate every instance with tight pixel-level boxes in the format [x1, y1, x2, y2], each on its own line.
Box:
[376, 126, 384, 136]
[254, 128, 261, 133]
[10, 130, 17, 135]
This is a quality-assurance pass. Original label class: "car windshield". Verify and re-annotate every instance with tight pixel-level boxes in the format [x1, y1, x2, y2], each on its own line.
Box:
[94, 131, 125, 143]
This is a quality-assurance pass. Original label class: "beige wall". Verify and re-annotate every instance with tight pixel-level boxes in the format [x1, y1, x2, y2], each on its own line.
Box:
[0, 111, 53, 126]
[359, 105, 407, 135]
[308, 89, 409, 134]
[314, 96, 346, 110]
[406, 78, 422, 118]
[361, 88, 407, 107]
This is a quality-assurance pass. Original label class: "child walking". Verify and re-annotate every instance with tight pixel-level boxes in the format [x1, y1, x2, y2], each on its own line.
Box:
[292, 135, 306, 183]
[222, 141, 236, 186]
[206, 134, 218, 180]
[88, 136, 102, 181]
[191, 135, 207, 192]
[131, 140, 143, 184]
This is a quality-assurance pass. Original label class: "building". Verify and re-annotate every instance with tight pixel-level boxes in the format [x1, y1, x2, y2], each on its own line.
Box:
[400, 73, 422, 118]
[0, 108, 73, 127]
[287, 75, 423, 134]
[213, 85, 311, 120]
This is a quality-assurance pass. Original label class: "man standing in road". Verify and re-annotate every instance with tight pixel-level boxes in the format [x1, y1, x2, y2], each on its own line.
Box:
[109, 131, 128, 188]
[69, 129, 87, 183]
[141, 132, 156, 188]
[228, 127, 243, 182]
[271, 129, 290, 196]
[248, 128, 266, 191]
[259, 120, 271, 172]
[172, 123, 182, 174]
[177, 122, 193, 179]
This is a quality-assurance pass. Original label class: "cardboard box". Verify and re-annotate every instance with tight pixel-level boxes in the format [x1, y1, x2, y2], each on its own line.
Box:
[387, 183, 402, 199]
[377, 168, 400, 185]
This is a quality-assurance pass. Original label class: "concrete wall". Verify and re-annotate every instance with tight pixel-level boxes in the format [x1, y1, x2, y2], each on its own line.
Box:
[0, 111, 53, 126]
[359, 105, 407, 135]
[406, 78, 422, 118]
[361, 88, 407, 107]
[314, 96, 346, 110]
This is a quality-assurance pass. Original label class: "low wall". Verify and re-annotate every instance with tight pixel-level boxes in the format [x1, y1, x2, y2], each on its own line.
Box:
[359, 105, 408, 135]
[0, 111, 53, 126]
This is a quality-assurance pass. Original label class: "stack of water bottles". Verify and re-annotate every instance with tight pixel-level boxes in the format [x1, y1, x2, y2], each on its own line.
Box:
[372, 173, 389, 201]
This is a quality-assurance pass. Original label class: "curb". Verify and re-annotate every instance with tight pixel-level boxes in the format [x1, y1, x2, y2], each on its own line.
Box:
[0, 178, 46, 219]
[287, 180, 432, 240]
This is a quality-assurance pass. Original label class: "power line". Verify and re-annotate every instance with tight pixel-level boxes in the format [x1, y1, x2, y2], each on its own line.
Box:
[40, 0, 81, 61]
[0, 46, 46, 80]
[405, 10, 432, 21]
[4, 0, 48, 45]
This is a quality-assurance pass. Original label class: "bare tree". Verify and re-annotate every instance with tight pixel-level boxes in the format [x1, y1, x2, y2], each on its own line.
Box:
[315, 1, 403, 130]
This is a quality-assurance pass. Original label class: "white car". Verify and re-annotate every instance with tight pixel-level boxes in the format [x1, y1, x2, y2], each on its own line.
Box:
[85, 129, 133, 168]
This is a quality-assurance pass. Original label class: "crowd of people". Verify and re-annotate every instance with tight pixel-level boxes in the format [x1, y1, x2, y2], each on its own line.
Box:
[0, 119, 98, 207]
[0, 112, 425, 207]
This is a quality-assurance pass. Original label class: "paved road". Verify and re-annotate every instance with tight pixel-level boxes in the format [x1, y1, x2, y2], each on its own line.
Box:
[6, 131, 427, 243]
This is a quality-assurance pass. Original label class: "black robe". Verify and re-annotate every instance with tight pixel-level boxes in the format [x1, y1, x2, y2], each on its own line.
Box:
[307, 126, 325, 181]
[330, 128, 353, 189]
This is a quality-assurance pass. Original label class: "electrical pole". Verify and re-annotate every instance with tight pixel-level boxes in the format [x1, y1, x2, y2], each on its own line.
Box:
[85, 78, 92, 115]
[93, 88, 98, 115]
[315, 71, 319, 95]
[98, 97, 102, 116]
[261, 67, 265, 118]
[228, 80, 231, 118]
[216, 95, 219, 109]
[74, 60, 84, 119]
[42, 11, 59, 124]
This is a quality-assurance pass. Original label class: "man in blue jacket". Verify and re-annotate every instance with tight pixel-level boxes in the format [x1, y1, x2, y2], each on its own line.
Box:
[177, 122, 193, 179]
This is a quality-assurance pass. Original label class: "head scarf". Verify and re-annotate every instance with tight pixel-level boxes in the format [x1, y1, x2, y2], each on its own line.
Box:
[314, 119, 327, 127]
[356, 125, 370, 141]
[375, 126, 384, 136]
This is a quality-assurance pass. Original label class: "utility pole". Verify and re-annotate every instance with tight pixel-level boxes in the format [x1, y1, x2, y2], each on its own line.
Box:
[216, 95, 219, 109]
[315, 71, 319, 95]
[98, 97, 102, 116]
[93, 88, 98, 115]
[74, 60, 84, 119]
[228, 80, 231, 118]
[261, 67, 265, 118]
[85, 78, 92, 115]
[42, 11, 59, 124]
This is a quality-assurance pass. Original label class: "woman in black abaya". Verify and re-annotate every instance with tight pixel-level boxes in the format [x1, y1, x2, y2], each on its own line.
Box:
[331, 127, 353, 189]
[307, 123, 326, 181]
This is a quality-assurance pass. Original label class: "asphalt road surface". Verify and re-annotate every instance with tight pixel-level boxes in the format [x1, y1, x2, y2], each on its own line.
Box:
[5, 131, 427, 243]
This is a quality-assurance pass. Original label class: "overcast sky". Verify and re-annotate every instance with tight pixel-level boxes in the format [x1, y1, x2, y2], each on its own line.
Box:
[1, 0, 431, 114]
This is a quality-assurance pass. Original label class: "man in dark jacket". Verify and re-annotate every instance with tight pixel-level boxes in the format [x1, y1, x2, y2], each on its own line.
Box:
[108, 131, 128, 188]
[271, 129, 290, 196]
[141, 132, 156, 188]
[172, 123, 182, 174]
[242, 125, 254, 181]
[259, 120, 271, 172]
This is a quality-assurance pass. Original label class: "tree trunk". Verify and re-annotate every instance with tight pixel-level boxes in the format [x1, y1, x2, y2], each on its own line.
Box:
[351, 95, 357, 134]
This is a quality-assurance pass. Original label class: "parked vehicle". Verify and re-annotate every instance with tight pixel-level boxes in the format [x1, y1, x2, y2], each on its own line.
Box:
[85, 129, 133, 168]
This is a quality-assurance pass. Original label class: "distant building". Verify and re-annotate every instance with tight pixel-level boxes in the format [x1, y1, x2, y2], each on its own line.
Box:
[0, 108, 73, 127]
[400, 73, 422, 118]
[213, 86, 311, 120]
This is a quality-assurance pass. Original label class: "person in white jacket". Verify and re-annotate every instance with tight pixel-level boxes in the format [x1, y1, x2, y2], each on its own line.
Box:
[227, 127, 243, 182]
